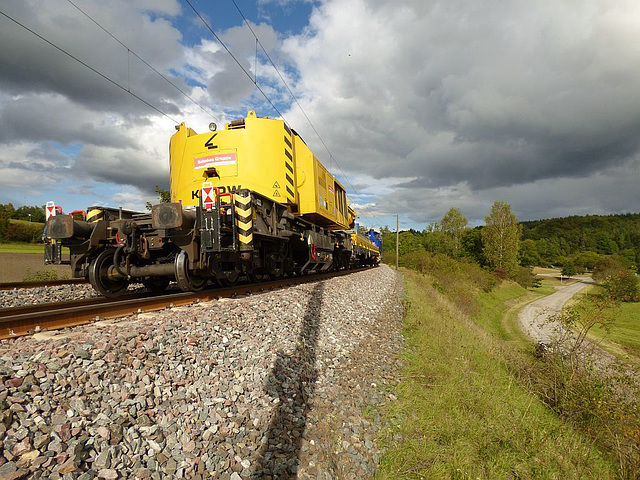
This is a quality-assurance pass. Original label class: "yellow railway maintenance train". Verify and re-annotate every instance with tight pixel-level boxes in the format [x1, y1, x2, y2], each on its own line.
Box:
[45, 111, 381, 297]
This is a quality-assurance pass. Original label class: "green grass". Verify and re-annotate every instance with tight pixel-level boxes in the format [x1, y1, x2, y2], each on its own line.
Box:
[10, 219, 44, 227]
[377, 270, 617, 479]
[0, 242, 45, 254]
[599, 302, 640, 358]
[576, 285, 640, 362]
[475, 281, 526, 340]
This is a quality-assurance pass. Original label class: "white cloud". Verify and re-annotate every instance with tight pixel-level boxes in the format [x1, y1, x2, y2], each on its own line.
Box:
[280, 0, 640, 227]
[3, 0, 640, 229]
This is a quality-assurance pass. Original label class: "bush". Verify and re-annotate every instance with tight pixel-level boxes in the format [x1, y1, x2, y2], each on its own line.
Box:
[593, 256, 630, 282]
[510, 266, 540, 288]
[603, 270, 639, 302]
[401, 251, 496, 315]
[4, 221, 44, 243]
[22, 268, 66, 282]
[0, 214, 9, 239]
[493, 267, 508, 280]
[516, 294, 640, 476]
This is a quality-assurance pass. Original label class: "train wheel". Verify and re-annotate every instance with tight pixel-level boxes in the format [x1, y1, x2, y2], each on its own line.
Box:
[219, 269, 240, 287]
[88, 249, 128, 298]
[268, 267, 283, 280]
[142, 277, 170, 293]
[248, 271, 267, 283]
[175, 250, 207, 292]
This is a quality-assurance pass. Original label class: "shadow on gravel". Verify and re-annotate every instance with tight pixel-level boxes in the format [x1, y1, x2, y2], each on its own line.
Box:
[252, 282, 324, 479]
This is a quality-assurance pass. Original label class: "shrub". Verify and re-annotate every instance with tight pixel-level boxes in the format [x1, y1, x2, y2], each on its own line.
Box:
[593, 257, 630, 283]
[4, 221, 44, 243]
[561, 261, 578, 278]
[510, 266, 540, 288]
[516, 294, 640, 476]
[401, 251, 496, 315]
[0, 214, 9, 239]
[22, 268, 66, 282]
[603, 270, 639, 302]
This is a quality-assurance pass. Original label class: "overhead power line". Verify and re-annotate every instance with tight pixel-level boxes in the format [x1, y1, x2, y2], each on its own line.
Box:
[229, 1, 346, 180]
[227, 0, 374, 225]
[184, 0, 287, 124]
[0, 9, 179, 124]
[66, 0, 221, 124]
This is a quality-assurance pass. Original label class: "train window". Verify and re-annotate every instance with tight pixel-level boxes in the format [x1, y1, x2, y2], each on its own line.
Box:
[335, 184, 346, 217]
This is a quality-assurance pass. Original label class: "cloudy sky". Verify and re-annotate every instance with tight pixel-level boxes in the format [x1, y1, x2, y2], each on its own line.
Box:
[1, 0, 640, 230]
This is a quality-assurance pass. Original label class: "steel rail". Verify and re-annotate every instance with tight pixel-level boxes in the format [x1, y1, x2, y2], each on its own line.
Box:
[0, 279, 89, 290]
[0, 268, 370, 340]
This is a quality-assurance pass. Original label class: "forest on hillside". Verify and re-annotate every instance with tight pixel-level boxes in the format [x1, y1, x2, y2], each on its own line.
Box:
[381, 212, 640, 270]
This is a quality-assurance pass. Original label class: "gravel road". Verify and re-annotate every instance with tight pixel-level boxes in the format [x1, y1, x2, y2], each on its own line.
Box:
[0, 265, 403, 479]
[518, 278, 593, 344]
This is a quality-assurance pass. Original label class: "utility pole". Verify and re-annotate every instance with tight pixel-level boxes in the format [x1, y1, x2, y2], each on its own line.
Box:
[396, 214, 399, 270]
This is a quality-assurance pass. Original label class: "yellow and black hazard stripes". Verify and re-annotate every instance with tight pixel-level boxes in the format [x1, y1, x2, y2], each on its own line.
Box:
[283, 124, 296, 203]
[86, 208, 105, 223]
[235, 191, 254, 250]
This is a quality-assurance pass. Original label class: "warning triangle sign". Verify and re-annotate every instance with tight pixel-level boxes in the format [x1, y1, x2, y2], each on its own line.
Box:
[273, 181, 280, 188]
[201, 183, 215, 209]
[273, 189, 280, 197]
[45, 201, 56, 220]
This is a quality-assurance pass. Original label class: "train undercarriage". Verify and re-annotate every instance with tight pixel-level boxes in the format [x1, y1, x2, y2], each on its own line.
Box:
[45, 189, 379, 297]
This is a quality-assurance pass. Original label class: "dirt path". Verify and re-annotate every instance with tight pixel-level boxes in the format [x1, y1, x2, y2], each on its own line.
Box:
[518, 278, 593, 344]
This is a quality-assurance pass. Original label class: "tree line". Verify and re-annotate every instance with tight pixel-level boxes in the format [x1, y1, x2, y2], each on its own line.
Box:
[382, 208, 640, 270]
[0, 203, 47, 242]
[380, 203, 640, 299]
[381, 201, 522, 272]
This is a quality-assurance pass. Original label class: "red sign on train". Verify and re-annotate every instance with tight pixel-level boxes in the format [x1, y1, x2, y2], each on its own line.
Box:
[201, 183, 215, 209]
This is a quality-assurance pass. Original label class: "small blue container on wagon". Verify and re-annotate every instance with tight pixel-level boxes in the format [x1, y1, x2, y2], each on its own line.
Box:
[367, 229, 382, 251]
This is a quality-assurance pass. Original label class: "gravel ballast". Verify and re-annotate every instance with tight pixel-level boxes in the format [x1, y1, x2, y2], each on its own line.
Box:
[0, 265, 403, 479]
[0, 284, 100, 309]
[0, 283, 159, 309]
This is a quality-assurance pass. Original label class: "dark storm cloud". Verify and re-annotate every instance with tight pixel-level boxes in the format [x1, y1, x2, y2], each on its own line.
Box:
[0, 0, 189, 125]
[0, 0, 192, 202]
[73, 146, 168, 193]
[202, 21, 282, 107]
[0, 94, 136, 148]
[282, 0, 640, 223]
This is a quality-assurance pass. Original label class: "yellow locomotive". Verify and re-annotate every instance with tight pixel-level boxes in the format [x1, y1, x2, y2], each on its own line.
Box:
[45, 111, 380, 296]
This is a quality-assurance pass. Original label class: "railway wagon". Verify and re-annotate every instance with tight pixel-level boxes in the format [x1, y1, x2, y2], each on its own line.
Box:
[45, 111, 380, 297]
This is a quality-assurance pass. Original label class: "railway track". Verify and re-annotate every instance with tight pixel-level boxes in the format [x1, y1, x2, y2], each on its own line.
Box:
[0, 268, 369, 340]
[0, 278, 88, 290]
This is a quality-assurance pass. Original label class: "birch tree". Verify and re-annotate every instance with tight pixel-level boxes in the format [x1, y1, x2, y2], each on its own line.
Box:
[482, 201, 521, 272]
[441, 207, 468, 257]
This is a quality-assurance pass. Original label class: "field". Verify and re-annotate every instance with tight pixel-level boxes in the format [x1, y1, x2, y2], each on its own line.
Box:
[579, 286, 640, 362]
[0, 242, 45, 254]
[11, 219, 45, 227]
[377, 269, 616, 478]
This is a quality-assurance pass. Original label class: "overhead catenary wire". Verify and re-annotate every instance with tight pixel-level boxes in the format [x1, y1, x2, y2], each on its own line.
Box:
[183, 0, 287, 124]
[227, 0, 376, 226]
[66, 0, 221, 124]
[0, 9, 179, 124]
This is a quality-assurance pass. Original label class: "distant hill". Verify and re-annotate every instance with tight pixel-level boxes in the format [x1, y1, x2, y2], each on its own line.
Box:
[521, 213, 640, 266]
[380, 212, 640, 268]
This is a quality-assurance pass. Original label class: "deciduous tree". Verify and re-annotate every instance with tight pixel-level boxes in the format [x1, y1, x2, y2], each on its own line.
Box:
[440, 207, 468, 257]
[482, 201, 522, 273]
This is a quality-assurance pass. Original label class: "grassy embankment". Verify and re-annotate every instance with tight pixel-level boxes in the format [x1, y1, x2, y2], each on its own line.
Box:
[377, 255, 620, 479]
